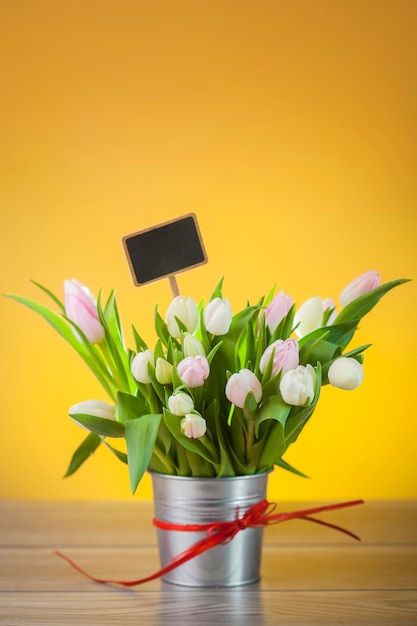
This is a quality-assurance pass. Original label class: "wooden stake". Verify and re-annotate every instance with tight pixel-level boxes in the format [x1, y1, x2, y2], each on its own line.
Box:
[169, 275, 180, 297]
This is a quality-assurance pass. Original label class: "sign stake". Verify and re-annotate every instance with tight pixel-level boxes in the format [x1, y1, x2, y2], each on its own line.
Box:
[169, 275, 180, 297]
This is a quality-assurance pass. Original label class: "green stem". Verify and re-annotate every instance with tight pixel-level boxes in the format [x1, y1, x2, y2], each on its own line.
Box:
[152, 445, 175, 474]
[98, 342, 128, 391]
[246, 419, 255, 462]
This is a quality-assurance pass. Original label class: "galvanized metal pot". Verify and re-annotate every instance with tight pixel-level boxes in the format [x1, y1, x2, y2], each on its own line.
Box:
[150, 471, 270, 587]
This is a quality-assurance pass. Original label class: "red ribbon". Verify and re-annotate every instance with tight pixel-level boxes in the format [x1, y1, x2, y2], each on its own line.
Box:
[53, 499, 364, 587]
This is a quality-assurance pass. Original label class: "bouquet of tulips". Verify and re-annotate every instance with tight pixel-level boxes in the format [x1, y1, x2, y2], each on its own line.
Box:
[7, 272, 408, 493]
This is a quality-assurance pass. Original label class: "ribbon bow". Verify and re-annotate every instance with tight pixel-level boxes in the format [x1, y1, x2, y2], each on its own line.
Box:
[53, 499, 363, 587]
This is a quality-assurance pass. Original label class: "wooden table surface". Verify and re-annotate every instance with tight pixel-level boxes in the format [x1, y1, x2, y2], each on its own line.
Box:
[1, 499, 416, 625]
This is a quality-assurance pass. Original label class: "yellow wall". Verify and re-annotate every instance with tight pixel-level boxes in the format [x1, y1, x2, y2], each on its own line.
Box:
[1, 0, 416, 501]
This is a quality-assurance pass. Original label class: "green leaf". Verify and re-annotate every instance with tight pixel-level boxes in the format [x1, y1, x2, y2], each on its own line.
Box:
[335, 278, 410, 324]
[163, 410, 221, 467]
[213, 408, 236, 477]
[29, 279, 65, 313]
[298, 320, 362, 356]
[206, 340, 224, 365]
[103, 289, 124, 343]
[154, 306, 172, 347]
[125, 413, 162, 493]
[97, 292, 133, 393]
[5, 294, 91, 358]
[274, 457, 309, 478]
[299, 336, 341, 366]
[117, 390, 149, 420]
[69, 413, 125, 438]
[131, 324, 149, 352]
[64, 433, 102, 477]
[210, 276, 225, 300]
[256, 421, 286, 469]
[255, 395, 291, 437]
[270, 304, 296, 342]
[103, 440, 128, 464]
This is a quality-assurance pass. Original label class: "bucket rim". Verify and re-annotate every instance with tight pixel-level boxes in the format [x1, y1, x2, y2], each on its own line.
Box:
[148, 469, 273, 483]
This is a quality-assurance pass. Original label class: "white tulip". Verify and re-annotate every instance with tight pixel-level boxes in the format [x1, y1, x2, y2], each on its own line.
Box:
[168, 392, 194, 416]
[328, 357, 364, 390]
[204, 297, 233, 335]
[131, 350, 154, 384]
[294, 297, 324, 338]
[183, 332, 206, 357]
[69, 400, 116, 426]
[155, 357, 173, 384]
[280, 364, 317, 406]
[165, 296, 199, 338]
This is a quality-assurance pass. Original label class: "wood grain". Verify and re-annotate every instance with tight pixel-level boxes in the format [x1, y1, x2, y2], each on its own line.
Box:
[1, 500, 416, 625]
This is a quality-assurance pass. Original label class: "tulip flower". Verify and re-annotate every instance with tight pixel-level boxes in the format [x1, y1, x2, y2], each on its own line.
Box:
[131, 350, 154, 384]
[328, 357, 364, 390]
[183, 332, 206, 357]
[64, 278, 105, 344]
[279, 364, 317, 406]
[155, 357, 173, 385]
[339, 270, 381, 307]
[204, 297, 233, 335]
[259, 338, 299, 378]
[69, 399, 115, 422]
[181, 413, 207, 439]
[225, 368, 262, 409]
[165, 296, 199, 338]
[168, 392, 194, 416]
[294, 296, 324, 338]
[177, 355, 210, 388]
[264, 290, 293, 333]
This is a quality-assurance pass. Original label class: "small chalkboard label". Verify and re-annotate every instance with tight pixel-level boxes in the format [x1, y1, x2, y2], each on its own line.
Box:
[122, 213, 207, 294]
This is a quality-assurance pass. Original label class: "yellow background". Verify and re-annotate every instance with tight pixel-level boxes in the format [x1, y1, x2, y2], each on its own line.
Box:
[1, 0, 416, 502]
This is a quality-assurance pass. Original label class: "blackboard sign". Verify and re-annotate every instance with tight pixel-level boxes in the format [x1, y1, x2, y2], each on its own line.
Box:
[122, 214, 207, 293]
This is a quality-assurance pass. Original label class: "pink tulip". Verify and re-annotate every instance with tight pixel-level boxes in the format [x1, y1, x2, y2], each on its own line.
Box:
[259, 338, 299, 377]
[177, 355, 210, 388]
[64, 279, 105, 344]
[181, 413, 207, 438]
[339, 270, 381, 307]
[264, 290, 293, 333]
[225, 368, 262, 409]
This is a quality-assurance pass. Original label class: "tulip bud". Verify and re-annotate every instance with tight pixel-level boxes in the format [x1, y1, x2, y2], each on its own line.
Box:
[264, 290, 293, 333]
[168, 392, 194, 416]
[64, 278, 105, 344]
[259, 338, 299, 378]
[165, 296, 199, 338]
[177, 355, 210, 388]
[155, 357, 173, 385]
[339, 270, 381, 307]
[225, 368, 262, 409]
[279, 364, 317, 406]
[203, 297, 233, 335]
[328, 357, 364, 390]
[183, 332, 206, 357]
[131, 350, 154, 384]
[69, 399, 116, 427]
[181, 413, 207, 439]
[294, 297, 324, 338]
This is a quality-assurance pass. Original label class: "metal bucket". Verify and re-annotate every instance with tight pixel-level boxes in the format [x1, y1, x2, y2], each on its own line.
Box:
[150, 472, 270, 587]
